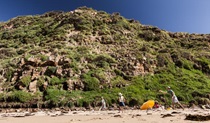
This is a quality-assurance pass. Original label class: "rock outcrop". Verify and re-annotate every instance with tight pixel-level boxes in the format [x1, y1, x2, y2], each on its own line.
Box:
[0, 7, 209, 108]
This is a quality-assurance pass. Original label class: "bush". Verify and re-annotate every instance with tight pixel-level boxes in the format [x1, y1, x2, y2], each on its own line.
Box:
[45, 89, 70, 107]
[10, 91, 32, 103]
[44, 66, 57, 76]
[92, 69, 107, 82]
[0, 93, 7, 101]
[74, 16, 93, 31]
[38, 54, 49, 62]
[49, 76, 66, 85]
[81, 72, 100, 91]
[69, 61, 79, 72]
[4, 67, 15, 82]
[139, 30, 155, 41]
[94, 55, 116, 68]
[20, 75, 31, 87]
[111, 76, 127, 87]
[37, 76, 45, 88]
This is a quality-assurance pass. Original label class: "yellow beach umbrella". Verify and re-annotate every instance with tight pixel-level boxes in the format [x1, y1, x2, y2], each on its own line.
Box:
[140, 100, 155, 110]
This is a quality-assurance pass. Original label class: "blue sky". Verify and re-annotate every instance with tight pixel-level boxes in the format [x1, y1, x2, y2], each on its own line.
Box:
[0, 0, 209, 34]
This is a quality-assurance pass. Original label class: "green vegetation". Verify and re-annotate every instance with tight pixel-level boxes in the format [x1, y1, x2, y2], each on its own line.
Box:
[10, 91, 33, 103]
[20, 75, 31, 87]
[0, 7, 209, 108]
[81, 71, 100, 91]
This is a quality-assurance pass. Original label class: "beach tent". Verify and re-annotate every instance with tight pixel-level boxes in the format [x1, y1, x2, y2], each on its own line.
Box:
[140, 100, 155, 110]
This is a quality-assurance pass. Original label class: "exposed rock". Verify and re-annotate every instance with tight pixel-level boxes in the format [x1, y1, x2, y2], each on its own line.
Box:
[66, 79, 74, 90]
[185, 114, 210, 121]
[114, 114, 122, 117]
[31, 68, 40, 80]
[56, 66, 63, 77]
[29, 80, 37, 93]
[0, 7, 210, 109]
[161, 114, 174, 118]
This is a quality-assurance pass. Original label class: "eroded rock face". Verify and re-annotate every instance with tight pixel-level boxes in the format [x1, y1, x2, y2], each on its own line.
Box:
[1, 7, 210, 109]
[2, 49, 156, 92]
[29, 80, 37, 93]
[1, 53, 87, 92]
[0, 45, 184, 94]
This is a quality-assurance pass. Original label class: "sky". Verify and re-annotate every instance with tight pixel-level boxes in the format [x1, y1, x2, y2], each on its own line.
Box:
[0, 0, 210, 34]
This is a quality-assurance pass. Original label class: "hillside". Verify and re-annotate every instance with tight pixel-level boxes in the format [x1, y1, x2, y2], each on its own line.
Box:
[0, 7, 210, 109]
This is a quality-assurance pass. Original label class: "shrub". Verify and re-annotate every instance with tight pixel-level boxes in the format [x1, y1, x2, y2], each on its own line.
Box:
[37, 76, 45, 88]
[45, 89, 69, 107]
[44, 66, 57, 76]
[0, 48, 17, 58]
[180, 58, 194, 70]
[195, 57, 210, 74]
[81, 72, 100, 91]
[1, 31, 12, 39]
[69, 61, 79, 72]
[74, 16, 93, 31]
[139, 30, 155, 41]
[124, 85, 144, 105]
[20, 75, 31, 87]
[24, 54, 32, 61]
[91, 69, 107, 82]
[77, 46, 89, 54]
[38, 54, 49, 62]
[49, 76, 66, 85]
[4, 67, 15, 82]
[94, 55, 116, 68]
[10, 91, 32, 103]
[0, 93, 7, 102]
[111, 76, 127, 87]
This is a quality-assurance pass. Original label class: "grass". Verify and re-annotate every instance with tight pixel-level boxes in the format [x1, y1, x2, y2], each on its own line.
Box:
[0, 7, 210, 108]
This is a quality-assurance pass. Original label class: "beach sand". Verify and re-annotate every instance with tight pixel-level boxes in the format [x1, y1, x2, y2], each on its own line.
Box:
[0, 108, 210, 123]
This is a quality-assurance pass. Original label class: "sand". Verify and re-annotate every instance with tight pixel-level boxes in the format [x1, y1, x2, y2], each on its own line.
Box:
[0, 108, 210, 123]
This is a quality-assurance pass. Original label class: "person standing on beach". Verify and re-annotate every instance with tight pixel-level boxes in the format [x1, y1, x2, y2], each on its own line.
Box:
[159, 86, 184, 110]
[99, 97, 106, 111]
[118, 92, 125, 112]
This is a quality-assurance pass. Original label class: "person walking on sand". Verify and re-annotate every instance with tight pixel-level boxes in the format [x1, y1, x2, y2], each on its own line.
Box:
[99, 97, 106, 111]
[159, 86, 184, 110]
[118, 92, 125, 113]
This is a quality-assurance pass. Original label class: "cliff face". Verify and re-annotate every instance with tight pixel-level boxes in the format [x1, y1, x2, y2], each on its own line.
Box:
[0, 7, 210, 108]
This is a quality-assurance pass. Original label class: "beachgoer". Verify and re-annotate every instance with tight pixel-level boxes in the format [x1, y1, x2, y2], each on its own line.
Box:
[99, 97, 106, 111]
[159, 86, 184, 110]
[154, 101, 160, 108]
[118, 92, 125, 112]
[153, 101, 164, 110]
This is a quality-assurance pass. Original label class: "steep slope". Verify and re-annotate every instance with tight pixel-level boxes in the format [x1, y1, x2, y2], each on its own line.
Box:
[0, 7, 210, 108]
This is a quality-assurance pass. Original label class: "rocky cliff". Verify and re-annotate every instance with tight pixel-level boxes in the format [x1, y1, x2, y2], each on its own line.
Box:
[0, 7, 210, 108]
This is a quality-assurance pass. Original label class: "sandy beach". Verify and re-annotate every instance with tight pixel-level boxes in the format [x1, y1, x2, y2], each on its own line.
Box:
[0, 108, 210, 123]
